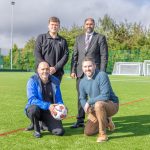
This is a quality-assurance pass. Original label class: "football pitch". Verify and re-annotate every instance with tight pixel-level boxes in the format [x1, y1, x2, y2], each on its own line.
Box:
[0, 72, 150, 150]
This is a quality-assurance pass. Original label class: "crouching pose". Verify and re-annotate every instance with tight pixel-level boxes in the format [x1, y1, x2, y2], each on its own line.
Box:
[79, 57, 119, 142]
[25, 62, 65, 138]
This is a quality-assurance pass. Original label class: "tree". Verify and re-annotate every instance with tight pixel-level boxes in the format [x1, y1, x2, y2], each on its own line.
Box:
[20, 37, 36, 70]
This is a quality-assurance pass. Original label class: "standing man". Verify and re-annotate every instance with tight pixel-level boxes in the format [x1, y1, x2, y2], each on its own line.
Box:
[25, 62, 65, 138]
[70, 18, 108, 128]
[79, 57, 119, 142]
[34, 16, 69, 81]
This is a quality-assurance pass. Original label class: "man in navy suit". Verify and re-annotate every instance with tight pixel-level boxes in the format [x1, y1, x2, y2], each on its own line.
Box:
[70, 17, 108, 128]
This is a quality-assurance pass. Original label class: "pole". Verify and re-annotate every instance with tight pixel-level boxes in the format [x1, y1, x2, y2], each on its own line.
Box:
[10, 1, 15, 70]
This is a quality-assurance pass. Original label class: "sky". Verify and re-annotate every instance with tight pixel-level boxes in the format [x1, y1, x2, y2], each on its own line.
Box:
[0, 0, 150, 55]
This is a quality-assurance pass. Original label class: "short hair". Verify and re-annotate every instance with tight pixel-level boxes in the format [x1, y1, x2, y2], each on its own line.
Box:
[48, 16, 60, 24]
[84, 18, 95, 24]
[37, 61, 49, 69]
[82, 57, 95, 65]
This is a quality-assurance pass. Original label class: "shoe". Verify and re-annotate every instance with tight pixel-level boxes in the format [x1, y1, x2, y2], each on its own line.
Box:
[33, 131, 41, 138]
[97, 133, 108, 142]
[107, 118, 115, 131]
[70, 122, 84, 128]
[25, 124, 34, 131]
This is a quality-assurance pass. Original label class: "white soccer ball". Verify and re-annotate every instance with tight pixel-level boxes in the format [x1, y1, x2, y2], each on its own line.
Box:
[51, 104, 68, 120]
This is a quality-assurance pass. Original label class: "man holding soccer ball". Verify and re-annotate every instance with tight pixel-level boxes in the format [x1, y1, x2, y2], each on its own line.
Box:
[25, 62, 66, 138]
[79, 57, 119, 142]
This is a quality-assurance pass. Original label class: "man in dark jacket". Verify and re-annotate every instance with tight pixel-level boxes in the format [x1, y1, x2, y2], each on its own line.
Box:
[25, 62, 65, 138]
[34, 16, 69, 81]
[70, 18, 108, 128]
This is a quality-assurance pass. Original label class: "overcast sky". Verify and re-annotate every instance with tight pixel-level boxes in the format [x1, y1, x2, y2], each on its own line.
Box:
[0, 0, 150, 54]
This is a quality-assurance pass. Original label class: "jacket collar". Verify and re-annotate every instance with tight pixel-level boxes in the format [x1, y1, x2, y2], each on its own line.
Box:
[46, 32, 61, 40]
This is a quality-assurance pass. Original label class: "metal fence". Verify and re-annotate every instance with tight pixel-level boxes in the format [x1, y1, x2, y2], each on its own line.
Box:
[1, 49, 149, 73]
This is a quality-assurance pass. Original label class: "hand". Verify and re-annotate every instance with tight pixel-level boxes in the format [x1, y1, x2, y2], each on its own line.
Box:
[84, 102, 90, 113]
[50, 67, 56, 75]
[70, 73, 77, 79]
[49, 104, 57, 115]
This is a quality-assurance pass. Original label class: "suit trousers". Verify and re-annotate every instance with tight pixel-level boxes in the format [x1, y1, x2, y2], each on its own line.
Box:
[26, 105, 65, 136]
[76, 77, 85, 122]
[84, 100, 119, 135]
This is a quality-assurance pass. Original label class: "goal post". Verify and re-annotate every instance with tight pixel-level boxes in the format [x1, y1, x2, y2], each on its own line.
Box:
[143, 60, 150, 76]
[112, 62, 143, 75]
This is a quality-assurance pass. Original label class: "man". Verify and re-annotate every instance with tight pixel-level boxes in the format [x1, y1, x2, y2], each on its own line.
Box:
[79, 57, 119, 142]
[34, 16, 69, 81]
[70, 18, 108, 128]
[25, 62, 65, 138]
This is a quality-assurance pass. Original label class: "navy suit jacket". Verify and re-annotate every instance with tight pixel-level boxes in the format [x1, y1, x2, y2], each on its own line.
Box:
[71, 32, 108, 77]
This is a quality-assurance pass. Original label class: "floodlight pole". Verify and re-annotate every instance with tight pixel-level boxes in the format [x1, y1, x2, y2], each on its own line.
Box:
[10, 1, 15, 70]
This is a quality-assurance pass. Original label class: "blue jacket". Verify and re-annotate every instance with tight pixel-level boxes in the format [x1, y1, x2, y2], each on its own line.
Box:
[25, 74, 63, 111]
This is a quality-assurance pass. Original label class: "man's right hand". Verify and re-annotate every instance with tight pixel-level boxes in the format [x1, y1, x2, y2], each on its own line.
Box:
[70, 73, 77, 79]
[84, 102, 90, 113]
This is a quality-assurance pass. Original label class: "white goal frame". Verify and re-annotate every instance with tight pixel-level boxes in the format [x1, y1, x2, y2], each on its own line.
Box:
[143, 60, 150, 76]
[112, 62, 143, 75]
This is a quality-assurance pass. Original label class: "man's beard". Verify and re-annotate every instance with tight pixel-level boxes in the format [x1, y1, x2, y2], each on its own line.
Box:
[86, 28, 93, 33]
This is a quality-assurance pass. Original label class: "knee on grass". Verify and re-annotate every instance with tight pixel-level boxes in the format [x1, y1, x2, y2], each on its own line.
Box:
[51, 128, 65, 136]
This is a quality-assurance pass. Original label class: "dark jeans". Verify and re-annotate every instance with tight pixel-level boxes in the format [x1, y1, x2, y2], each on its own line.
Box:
[26, 105, 65, 136]
[76, 77, 85, 122]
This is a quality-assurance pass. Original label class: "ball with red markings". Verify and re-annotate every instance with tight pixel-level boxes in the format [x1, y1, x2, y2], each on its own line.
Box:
[51, 104, 68, 120]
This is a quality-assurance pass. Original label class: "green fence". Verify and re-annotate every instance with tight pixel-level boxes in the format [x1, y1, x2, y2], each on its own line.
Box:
[0, 55, 3, 69]
[64, 49, 148, 74]
[107, 49, 142, 73]
[1, 49, 150, 73]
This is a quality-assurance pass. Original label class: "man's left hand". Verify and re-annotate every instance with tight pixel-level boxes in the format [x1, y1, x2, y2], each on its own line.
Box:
[50, 67, 56, 75]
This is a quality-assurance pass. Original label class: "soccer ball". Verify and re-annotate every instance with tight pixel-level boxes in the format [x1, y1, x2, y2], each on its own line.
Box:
[51, 104, 68, 120]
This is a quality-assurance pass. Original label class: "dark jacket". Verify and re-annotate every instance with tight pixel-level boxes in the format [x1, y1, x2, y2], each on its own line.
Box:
[34, 32, 69, 77]
[71, 32, 108, 78]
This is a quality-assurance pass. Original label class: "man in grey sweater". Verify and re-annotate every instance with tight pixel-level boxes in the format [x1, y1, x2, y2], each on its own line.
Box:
[79, 57, 119, 142]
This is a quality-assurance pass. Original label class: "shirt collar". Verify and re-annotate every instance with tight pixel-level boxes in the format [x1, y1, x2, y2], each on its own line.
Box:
[46, 32, 60, 40]
[85, 31, 94, 37]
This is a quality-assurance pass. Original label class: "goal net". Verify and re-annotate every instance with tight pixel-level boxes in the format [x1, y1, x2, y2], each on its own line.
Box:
[112, 62, 143, 75]
[143, 60, 150, 76]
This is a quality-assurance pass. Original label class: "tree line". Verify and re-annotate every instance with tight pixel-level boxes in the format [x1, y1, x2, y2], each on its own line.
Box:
[3, 15, 150, 73]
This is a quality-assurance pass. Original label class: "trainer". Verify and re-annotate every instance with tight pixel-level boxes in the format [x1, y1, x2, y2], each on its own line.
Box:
[25, 62, 65, 138]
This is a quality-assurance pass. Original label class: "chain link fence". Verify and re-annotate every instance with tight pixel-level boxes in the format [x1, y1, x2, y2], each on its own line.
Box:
[1, 49, 150, 73]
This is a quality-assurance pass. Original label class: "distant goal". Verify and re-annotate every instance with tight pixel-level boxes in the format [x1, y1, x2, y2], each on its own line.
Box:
[112, 62, 143, 75]
[143, 60, 150, 76]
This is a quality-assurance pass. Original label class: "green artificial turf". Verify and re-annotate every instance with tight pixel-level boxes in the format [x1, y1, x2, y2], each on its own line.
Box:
[0, 72, 150, 150]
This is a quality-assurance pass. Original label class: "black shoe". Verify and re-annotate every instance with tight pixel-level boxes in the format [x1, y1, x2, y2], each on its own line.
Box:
[25, 124, 34, 131]
[33, 131, 41, 138]
[70, 122, 84, 128]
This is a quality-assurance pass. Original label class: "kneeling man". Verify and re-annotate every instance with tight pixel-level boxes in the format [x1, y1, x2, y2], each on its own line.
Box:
[79, 57, 119, 142]
[25, 62, 65, 138]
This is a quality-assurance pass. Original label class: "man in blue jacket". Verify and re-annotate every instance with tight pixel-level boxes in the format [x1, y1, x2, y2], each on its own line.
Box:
[79, 57, 119, 142]
[25, 62, 65, 138]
